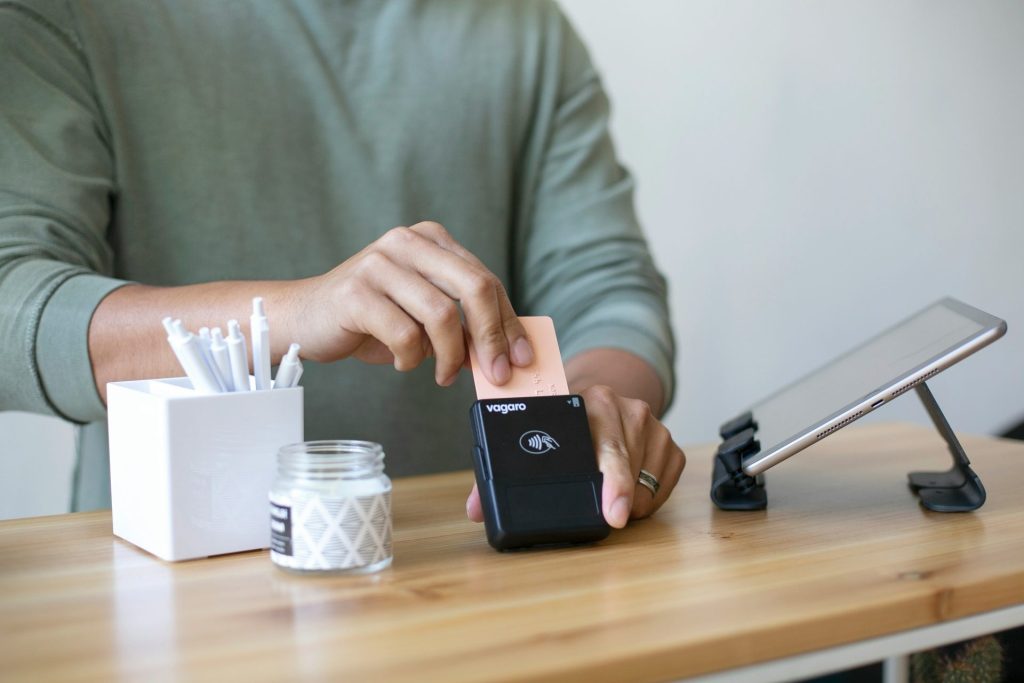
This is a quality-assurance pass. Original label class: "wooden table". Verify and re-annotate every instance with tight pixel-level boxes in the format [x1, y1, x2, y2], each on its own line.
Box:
[2, 423, 1023, 682]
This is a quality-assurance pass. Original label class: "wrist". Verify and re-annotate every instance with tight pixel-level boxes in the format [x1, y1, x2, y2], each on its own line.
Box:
[264, 277, 316, 361]
[565, 348, 665, 416]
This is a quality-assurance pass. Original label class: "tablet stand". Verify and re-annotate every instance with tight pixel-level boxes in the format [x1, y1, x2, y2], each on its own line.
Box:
[905, 383, 986, 511]
[710, 382, 986, 512]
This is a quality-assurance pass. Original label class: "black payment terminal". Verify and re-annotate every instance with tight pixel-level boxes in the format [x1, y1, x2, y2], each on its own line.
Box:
[469, 395, 609, 550]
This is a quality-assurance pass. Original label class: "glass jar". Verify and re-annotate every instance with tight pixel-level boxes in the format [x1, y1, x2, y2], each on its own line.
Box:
[269, 440, 392, 574]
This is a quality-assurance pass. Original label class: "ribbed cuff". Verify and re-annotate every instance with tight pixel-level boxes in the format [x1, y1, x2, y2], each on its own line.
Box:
[36, 273, 130, 423]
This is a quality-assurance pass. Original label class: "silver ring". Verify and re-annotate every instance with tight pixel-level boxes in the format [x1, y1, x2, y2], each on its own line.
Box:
[637, 469, 660, 495]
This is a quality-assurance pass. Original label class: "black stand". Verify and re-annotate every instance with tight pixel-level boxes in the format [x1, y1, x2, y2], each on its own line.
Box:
[710, 413, 767, 511]
[710, 382, 986, 512]
[905, 383, 986, 511]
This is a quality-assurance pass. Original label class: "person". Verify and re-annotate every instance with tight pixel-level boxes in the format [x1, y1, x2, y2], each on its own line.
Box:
[0, 0, 685, 529]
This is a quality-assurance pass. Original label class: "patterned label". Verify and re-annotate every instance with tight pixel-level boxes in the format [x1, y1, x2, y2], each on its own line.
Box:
[269, 490, 392, 571]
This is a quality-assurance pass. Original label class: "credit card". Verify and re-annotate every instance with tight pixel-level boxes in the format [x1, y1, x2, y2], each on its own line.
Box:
[469, 316, 570, 399]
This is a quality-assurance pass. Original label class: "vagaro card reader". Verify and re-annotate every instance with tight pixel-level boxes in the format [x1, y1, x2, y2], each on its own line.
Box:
[469, 395, 609, 550]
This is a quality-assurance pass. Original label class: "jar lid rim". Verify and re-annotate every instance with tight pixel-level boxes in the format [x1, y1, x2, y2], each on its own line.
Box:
[279, 440, 384, 456]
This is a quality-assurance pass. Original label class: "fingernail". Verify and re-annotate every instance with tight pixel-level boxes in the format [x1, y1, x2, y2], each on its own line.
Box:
[511, 336, 534, 366]
[609, 496, 630, 529]
[492, 353, 511, 384]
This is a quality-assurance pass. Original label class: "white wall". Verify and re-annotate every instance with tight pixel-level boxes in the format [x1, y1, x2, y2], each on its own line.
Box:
[2, 1, 1022, 519]
[560, 0, 1024, 445]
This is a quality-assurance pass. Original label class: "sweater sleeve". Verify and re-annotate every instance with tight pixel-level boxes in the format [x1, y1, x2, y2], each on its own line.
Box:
[514, 3, 676, 407]
[0, 1, 128, 423]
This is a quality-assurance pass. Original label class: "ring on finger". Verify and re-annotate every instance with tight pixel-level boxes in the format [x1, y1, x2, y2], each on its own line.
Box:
[637, 468, 660, 495]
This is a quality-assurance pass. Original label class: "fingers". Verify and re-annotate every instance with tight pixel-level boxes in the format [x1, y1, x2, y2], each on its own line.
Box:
[494, 285, 533, 366]
[313, 221, 531, 382]
[466, 483, 483, 523]
[583, 386, 634, 529]
[334, 271, 430, 372]
[655, 442, 686, 511]
[616, 397, 659, 518]
[355, 224, 530, 385]
[582, 385, 686, 529]
[363, 253, 466, 385]
[405, 223, 534, 370]
[632, 424, 686, 519]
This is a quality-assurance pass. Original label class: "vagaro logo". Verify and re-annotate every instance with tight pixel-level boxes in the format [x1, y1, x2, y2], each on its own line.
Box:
[485, 402, 527, 414]
[519, 430, 560, 454]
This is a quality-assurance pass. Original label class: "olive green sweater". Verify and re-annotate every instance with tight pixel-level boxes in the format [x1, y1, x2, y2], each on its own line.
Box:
[0, 0, 674, 510]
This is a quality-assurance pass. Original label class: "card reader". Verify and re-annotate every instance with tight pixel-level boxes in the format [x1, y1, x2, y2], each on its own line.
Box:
[469, 395, 609, 551]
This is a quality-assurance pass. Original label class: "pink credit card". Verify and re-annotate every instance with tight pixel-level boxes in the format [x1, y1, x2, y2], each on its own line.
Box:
[469, 316, 570, 399]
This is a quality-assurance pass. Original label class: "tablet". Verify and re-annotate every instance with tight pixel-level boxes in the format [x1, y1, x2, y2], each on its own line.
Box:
[728, 298, 1006, 476]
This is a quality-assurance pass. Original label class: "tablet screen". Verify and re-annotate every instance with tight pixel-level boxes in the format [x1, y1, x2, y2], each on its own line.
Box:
[748, 299, 1003, 470]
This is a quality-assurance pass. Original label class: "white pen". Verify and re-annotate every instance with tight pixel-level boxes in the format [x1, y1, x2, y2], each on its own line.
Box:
[288, 362, 303, 389]
[162, 317, 224, 393]
[209, 327, 234, 392]
[225, 319, 251, 392]
[197, 326, 226, 392]
[273, 343, 303, 389]
[251, 297, 271, 391]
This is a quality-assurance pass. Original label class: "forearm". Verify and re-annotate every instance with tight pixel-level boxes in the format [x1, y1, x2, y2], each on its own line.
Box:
[89, 221, 538, 403]
[88, 280, 311, 402]
[565, 348, 666, 417]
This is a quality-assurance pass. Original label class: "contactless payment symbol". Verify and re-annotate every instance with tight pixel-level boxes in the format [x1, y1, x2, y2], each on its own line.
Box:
[519, 430, 560, 454]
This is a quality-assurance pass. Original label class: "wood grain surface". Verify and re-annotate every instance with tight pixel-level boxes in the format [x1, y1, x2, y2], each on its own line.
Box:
[2, 423, 1023, 682]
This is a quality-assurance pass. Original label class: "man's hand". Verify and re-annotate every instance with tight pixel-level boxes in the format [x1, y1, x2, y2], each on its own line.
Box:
[576, 384, 686, 527]
[292, 221, 532, 386]
[89, 221, 534, 397]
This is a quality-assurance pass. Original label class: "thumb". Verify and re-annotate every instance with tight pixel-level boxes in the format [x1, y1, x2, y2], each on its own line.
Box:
[466, 482, 484, 522]
[584, 388, 634, 529]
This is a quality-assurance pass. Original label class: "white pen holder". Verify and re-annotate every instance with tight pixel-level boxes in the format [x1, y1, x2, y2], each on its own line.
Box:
[107, 377, 303, 561]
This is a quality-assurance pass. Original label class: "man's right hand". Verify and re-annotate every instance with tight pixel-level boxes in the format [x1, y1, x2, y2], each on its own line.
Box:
[89, 220, 534, 399]
[288, 221, 533, 387]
